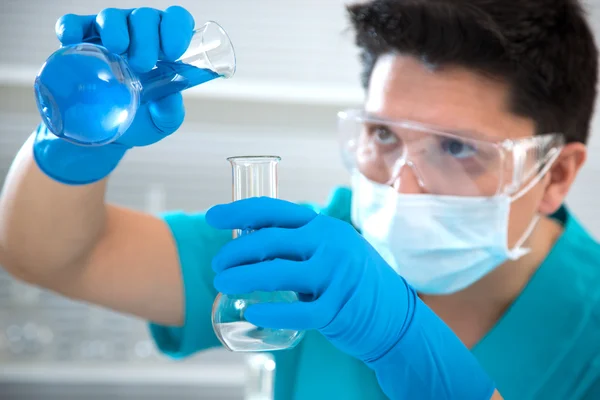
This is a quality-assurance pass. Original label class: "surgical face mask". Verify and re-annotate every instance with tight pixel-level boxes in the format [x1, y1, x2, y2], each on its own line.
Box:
[351, 171, 542, 295]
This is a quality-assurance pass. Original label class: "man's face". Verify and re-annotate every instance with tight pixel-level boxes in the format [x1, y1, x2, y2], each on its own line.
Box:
[365, 54, 545, 247]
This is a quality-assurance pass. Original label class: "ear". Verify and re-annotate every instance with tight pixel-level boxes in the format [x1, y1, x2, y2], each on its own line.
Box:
[538, 142, 587, 215]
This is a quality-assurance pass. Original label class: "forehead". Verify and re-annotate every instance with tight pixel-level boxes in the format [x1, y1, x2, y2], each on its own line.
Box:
[365, 54, 535, 140]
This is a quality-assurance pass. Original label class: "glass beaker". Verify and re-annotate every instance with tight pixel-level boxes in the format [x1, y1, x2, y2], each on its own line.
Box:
[34, 20, 235, 147]
[211, 156, 305, 352]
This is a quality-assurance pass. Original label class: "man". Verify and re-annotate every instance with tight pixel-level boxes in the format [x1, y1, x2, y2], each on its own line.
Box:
[1, 1, 599, 399]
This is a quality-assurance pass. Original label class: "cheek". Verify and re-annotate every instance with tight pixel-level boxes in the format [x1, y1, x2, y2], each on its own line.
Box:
[506, 184, 545, 247]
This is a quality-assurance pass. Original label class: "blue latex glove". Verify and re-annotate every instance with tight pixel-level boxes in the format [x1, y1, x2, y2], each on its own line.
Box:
[33, 6, 194, 185]
[206, 197, 496, 400]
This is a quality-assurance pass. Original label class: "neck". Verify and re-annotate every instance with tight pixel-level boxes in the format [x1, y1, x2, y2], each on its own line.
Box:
[420, 215, 564, 348]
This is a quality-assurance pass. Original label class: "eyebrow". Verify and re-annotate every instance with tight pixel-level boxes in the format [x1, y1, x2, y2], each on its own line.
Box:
[444, 128, 497, 141]
[364, 112, 498, 142]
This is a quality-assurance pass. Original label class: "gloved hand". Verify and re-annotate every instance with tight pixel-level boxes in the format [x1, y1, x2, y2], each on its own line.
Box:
[206, 197, 496, 400]
[34, 6, 194, 185]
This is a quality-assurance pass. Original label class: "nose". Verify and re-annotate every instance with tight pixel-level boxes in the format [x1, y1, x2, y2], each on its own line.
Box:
[391, 163, 427, 194]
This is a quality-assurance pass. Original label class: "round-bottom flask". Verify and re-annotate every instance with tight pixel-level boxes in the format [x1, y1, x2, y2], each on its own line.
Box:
[211, 156, 305, 352]
[34, 21, 235, 146]
[212, 291, 304, 352]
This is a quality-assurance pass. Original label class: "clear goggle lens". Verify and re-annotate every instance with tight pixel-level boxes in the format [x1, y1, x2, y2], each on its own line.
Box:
[338, 109, 565, 197]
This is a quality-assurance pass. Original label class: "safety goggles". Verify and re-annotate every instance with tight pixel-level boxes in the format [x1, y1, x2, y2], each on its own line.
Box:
[338, 109, 565, 197]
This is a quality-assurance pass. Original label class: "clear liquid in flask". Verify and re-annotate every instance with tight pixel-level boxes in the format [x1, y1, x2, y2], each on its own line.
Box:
[211, 156, 305, 352]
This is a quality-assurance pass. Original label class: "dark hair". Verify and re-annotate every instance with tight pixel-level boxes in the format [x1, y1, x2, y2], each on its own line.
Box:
[347, 0, 598, 144]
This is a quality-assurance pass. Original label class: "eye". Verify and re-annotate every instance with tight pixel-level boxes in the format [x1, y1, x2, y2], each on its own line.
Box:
[371, 125, 398, 146]
[440, 138, 477, 159]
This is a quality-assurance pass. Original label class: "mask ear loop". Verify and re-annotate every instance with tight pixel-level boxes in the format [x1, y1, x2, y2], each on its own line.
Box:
[511, 215, 540, 252]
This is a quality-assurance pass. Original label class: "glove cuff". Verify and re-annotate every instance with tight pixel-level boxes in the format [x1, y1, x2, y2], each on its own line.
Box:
[366, 298, 496, 400]
[32, 123, 129, 185]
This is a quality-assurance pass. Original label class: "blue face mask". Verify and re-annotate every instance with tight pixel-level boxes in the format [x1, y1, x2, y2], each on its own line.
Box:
[350, 171, 540, 295]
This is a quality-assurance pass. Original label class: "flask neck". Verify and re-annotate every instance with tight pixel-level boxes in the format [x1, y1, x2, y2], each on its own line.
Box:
[135, 21, 235, 103]
[229, 156, 280, 201]
[229, 156, 281, 239]
[177, 22, 236, 79]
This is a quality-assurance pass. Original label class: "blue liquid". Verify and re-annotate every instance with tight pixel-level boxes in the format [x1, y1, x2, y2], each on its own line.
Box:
[35, 44, 220, 146]
[139, 61, 220, 104]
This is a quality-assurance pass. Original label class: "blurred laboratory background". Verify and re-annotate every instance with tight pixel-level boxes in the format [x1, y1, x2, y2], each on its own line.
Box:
[1, 0, 600, 399]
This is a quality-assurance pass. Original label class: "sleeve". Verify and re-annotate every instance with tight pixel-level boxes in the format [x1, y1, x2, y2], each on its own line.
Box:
[581, 357, 600, 400]
[148, 210, 233, 359]
[583, 379, 600, 400]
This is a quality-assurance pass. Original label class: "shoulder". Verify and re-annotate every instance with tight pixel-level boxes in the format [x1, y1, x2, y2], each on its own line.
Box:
[549, 207, 600, 396]
[551, 206, 600, 288]
[547, 206, 600, 338]
[311, 185, 353, 222]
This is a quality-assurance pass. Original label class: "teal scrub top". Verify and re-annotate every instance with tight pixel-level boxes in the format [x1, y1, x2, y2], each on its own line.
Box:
[149, 187, 600, 400]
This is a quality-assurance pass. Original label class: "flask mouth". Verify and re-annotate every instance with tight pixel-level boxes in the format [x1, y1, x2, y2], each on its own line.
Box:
[227, 155, 281, 163]
[179, 21, 237, 79]
[34, 78, 63, 138]
[203, 21, 237, 79]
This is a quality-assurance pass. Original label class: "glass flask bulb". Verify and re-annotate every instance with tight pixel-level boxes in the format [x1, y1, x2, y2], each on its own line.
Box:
[34, 20, 235, 146]
[211, 156, 305, 352]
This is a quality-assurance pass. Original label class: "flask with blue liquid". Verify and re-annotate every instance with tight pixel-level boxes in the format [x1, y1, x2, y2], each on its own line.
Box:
[34, 21, 236, 146]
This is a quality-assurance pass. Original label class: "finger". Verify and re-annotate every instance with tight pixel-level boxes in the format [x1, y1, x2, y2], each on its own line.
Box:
[245, 301, 330, 332]
[55, 14, 96, 45]
[214, 259, 317, 295]
[95, 8, 130, 54]
[206, 197, 317, 231]
[117, 93, 184, 147]
[127, 7, 161, 72]
[160, 6, 195, 61]
[212, 227, 315, 273]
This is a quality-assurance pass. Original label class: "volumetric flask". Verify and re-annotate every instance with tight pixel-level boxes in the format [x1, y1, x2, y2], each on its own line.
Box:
[34, 20, 235, 146]
[212, 156, 305, 352]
